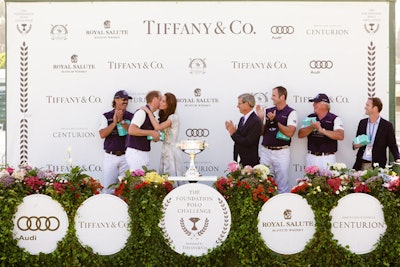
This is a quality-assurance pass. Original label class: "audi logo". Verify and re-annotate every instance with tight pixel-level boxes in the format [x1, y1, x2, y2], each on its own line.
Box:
[270, 26, 294, 34]
[186, 129, 209, 137]
[309, 60, 333, 69]
[17, 216, 60, 231]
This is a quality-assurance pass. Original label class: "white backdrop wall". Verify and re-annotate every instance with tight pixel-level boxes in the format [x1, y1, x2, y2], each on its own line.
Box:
[6, 1, 391, 189]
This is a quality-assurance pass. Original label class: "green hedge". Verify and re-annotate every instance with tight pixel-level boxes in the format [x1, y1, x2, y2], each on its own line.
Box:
[1, 183, 400, 266]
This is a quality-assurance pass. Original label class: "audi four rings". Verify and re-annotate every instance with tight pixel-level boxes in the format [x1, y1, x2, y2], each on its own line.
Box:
[186, 129, 209, 137]
[270, 26, 294, 34]
[309, 60, 333, 69]
[17, 216, 61, 231]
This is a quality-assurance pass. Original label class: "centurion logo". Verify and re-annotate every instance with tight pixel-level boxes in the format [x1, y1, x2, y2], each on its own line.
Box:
[85, 20, 128, 39]
[306, 24, 349, 36]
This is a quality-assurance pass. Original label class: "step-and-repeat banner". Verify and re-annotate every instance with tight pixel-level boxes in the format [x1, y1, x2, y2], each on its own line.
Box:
[6, 1, 390, 187]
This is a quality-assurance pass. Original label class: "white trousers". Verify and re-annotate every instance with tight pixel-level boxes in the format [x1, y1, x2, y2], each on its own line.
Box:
[125, 147, 150, 171]
[102, 152, 129, 194]
[305, 153, 336, 172]
[260, 146, 290, 193]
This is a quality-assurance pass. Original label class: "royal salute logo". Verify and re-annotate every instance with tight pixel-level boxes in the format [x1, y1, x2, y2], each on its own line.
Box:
[283, 209, 292, 220]
[85, 20, 128, 39]
[189, 58, 206, 74]
[50, 24, 68, 40]
[177, 88, 219, 108]
[52, 54, 96, 73]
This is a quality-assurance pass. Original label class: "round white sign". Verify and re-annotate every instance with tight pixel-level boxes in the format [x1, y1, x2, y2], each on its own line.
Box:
[160, 183, 231, 256]
[258, 193, 316, 255]
[13, 194, 69, 255]
[330, 193, 386, 254]
[74, 194, 130, 255]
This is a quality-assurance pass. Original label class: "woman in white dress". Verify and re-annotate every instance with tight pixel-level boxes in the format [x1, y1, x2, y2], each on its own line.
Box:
[143, 93, 187, 186]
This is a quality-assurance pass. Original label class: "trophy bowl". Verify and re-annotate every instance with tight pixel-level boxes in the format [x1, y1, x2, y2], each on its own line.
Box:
[177, 140, 208, 178]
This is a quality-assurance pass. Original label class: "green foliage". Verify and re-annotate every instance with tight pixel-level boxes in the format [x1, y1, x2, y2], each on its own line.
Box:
[1, 163, 400, 266]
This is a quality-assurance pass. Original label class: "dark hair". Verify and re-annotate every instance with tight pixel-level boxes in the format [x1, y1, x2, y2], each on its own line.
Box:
[159, 93, 177, 123]
[273, 86, 287, 100]
[369, 97, 383, 112]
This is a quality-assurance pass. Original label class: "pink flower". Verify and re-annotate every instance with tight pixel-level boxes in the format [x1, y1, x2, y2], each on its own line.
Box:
[227, 161, 240, 172]
[6, 167, 14, 175]
[241, 165, 253, 176]
[305, 165, 319, 175]
[131, 169, 145, 177]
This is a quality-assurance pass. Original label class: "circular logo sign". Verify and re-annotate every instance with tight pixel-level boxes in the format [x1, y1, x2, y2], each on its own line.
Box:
[258, 193, 316, 255]
[13, 194, 69, 255]
[74, 194, 130, 255]
[160, 183, 231, 256]
[330, 193, 386, 254]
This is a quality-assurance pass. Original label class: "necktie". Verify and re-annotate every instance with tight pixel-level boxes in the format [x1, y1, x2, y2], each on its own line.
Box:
[238, 117, 244, 128]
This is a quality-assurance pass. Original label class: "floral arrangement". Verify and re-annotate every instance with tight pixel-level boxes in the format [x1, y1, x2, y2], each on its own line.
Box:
[0, 163, 103, 202]
[214, 161, 278, 202]
[291, 162, 400, 196]
[113, 167, 174, 202]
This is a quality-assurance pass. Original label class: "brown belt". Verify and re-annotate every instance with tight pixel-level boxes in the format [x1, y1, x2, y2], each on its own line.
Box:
[105, 150, 125, 156]
[308, 151, 335, 156]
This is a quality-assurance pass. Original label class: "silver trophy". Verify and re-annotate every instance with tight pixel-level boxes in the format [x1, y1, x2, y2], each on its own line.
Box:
[177, 140, 208, 178]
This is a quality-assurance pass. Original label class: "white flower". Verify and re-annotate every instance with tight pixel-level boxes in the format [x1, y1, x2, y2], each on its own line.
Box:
[253, 164, 270, 179]
[12, 170, 26, 181]
[329, 162, 347, 171]
[0, 169, 9, 179]
[316, 186, 321, 192]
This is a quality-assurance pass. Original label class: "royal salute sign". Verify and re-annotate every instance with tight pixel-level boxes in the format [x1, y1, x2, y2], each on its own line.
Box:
[257, 193, 316, 255]
[160, 183, 231, 256]
[13, 194, 69, 255]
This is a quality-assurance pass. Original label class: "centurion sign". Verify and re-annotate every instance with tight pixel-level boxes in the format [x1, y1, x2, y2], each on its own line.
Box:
[5, 1, 395, 187]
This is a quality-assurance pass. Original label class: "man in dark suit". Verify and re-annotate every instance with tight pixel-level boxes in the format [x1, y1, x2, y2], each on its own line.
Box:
[353, 97, 400, 170]
[225, 93, 262, 167]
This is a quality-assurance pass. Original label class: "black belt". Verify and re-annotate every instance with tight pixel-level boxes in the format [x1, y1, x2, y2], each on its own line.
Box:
[362, 159, 372, 163]
[105, 150, 125, 156]
[308, 151, 335, 156]
[264, 145, 289, 150]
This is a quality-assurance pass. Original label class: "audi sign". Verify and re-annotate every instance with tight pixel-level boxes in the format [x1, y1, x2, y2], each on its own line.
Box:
[186, 128, 210, 137]
[309, 60, 333, 69]
[17, 216, 60, 231]
[270, 26, 295, 34]
[13, 194, 69, 255]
